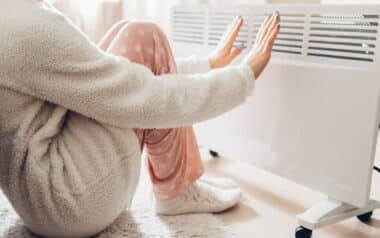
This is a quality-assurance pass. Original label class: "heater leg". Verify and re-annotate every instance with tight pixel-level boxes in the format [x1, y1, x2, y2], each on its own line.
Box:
[209, 150, 220, 158]
[295, 198, 380, 237]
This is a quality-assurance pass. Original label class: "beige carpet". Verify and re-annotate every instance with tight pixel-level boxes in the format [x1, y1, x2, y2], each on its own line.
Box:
[0, 162, 237, 238]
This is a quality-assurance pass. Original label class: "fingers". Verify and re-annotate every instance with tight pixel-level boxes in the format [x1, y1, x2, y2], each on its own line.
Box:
[255, 15, 271, 44]
[221, 16, 244, 51]
[256, 11, 280, 45]
[228, 47, 243, 62]
[265, 24, 280, 52]
[263, 12, 280, 44]
[258, 15, 276, 44]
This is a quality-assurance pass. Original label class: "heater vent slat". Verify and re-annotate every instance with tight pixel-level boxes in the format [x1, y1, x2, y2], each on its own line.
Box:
[172, 37, 204, 44]
[309, 36, 377, 46]
[310, 14, 379, 19]
[309, 42, 375, 51]
[307, 48, 374, 60]
[273, 46, 302, 54]
[273, 49, 302, 54]
[311, 20, 379, 27]
[310, 40, 375, 48]
[310, 27, 377, 34]
[307, 53, 374, 62]
[308, 46, 375, 55]
[309, 31, 378, 39]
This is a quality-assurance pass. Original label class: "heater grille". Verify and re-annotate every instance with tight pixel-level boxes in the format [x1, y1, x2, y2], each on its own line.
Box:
[171, 10, 206, 44]
[307, 14, 379, 62]
[171, 6, 380, 64]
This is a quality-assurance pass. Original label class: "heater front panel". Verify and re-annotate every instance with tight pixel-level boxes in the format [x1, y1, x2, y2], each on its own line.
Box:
[170, 4, 380, 207]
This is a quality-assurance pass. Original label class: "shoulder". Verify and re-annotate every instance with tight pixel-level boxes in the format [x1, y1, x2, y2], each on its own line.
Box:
[22, 7, 105, 62]
[1, 6, 68, 50]
[28, 9, 83, 45]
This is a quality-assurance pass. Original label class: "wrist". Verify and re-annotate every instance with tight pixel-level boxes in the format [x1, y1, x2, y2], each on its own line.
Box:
[240, 65, 256, 96]
[209, 58, 217, 69]
[242, 65, 256, 81]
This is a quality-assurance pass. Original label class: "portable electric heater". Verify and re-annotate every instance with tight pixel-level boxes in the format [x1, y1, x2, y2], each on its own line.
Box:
[170, 4, 380, 238]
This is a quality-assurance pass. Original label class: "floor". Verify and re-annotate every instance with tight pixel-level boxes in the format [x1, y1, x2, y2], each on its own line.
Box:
[201, 138, 380, 238]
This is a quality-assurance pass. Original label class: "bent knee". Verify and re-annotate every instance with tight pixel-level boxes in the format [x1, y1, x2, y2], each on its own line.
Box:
[122, 21, 165, 38]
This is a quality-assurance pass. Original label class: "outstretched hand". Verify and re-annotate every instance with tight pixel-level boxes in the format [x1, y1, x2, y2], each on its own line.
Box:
[208, 16, 245, 69]
[242, 11, 281, 79]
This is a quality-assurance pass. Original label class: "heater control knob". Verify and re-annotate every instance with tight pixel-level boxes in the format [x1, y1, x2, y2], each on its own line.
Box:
[209, 150, 219, 158]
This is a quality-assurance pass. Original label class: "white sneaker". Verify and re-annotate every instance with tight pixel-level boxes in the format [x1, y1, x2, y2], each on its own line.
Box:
[199, 175, 239, 190]
[155, 181, 242, 216]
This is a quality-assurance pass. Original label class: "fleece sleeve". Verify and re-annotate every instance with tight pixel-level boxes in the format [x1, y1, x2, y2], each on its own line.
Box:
[176, 56, 211, 74]
[6, 12, 255, 129]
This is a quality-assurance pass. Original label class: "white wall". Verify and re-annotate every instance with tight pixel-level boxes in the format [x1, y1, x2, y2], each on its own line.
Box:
[123, 0, 179, 31]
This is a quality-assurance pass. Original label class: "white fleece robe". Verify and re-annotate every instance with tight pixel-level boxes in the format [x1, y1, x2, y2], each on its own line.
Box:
[0, 0, 255, 237]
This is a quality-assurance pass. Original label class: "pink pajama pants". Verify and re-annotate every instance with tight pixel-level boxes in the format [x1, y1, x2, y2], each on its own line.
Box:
[104, 21, 204, 200]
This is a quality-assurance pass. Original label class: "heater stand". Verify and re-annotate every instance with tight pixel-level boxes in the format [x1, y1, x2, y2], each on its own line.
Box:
[295, 198, 380, 238]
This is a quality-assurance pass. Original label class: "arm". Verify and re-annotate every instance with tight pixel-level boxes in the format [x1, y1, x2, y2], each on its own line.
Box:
[176, 56, 211, 74]
[7, 12, 254, 129]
